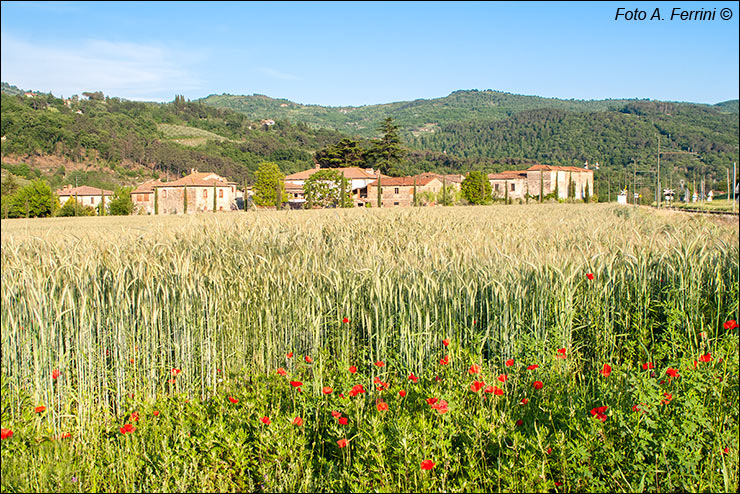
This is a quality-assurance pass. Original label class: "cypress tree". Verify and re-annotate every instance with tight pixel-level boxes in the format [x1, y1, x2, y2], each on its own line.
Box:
[243, 179, 248, 211]
[275, 181, 281, 210]
[183, 185, 188, 213]
[100, 189, 106, 215]
[568, 173, 574, 199]
[213, 184, 217, 212]
[413, 177, 418, 206]
[505, 180, 509, 204]
[442, 176, 447, 206]
[154, 187, 158, 215]
[554, 173, 559, 200]
[584, 180, 590, 203]
[377, 175, 382, 208]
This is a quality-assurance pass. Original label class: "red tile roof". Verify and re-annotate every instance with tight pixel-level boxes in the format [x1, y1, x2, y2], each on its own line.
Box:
[154, 172, 229, 187]
[488, 171, 528, 180]
[56, 185, 113, 196]
[368, 176, 440, 187]
[285, 167, 380, 180]
[133, 179, 164, 194]
[527, 164, 593, 173]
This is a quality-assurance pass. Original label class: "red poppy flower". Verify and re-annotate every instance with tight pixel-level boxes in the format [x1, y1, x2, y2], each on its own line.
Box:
[532, 381, 543, 390]
[304, 356, 313, 363]
[555, 481, 563, 487]
[338, 393, 345, 399]
[286, 352, 293, 358]
[600, 363, 612, 377]
[516, 419, 523, 426]
[527, 364, 539, 371]
[723, 447, 730, 454]
[497, 374, 507, 382]
[642, 362, 654, 370]
[277, 368, 287, 376]
[342, 317, 349, 324]
[426, 397, 439, 405]
[260, 416, 270, 425]
[228, 396, 239, 404]
[666, 368, 679, 378]
[399, 389, 407, 397]
[52, 369, 60, 380]
[153, 410, 160, 416]
[421, 460, 435, 470]
[217, 368, 222, 373]
[61, 432, 71, 439]
[590, 406, 608, 422]
[293, 416, 303, 426]
[470, 381, 485, 392]
[586, 273, 594, 280]
[546, 447, 552, 454]
[661, 392, 673, 405]
[338, 416, 348, 425]
[119, 423, 135, 434]
[494, 386, 504, 396]
[430, 400, 449, 414]
[699, 332, 707, 338]
[290, 381, 303, 387]
[440, 355, 449, 365]
[375, 360, 385, 367]
[699, 353, 712, 363]
[724, 320, 738, 330]
[337, 438, 348, 448]
[34, 405, 46, 413]
[505, 359, 514, 367]
[170, 368, 181, 376]
[556, 348, 567, 359]
[130, 359, 134, 364]
[520, 398, 529, 404]
[349, 384, 365, 397]
[332, 410, 342, 418]
[631, 405, 641, 412]
[0, 429, 13, 440]
[130, 411, 139, 422]
[377, 401, 389, 412]
[322, 386, 333, 395]
[168, 378, 176, 384]
[468, 364, 481, 374]
[408, 373, 418, 383]
[348, 365, 357, 373]
[442, 339, 449, 347]
[484, 385, 494, 393]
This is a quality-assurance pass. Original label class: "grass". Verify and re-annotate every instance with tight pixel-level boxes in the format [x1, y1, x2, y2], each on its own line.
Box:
[1, 204, 738, 492]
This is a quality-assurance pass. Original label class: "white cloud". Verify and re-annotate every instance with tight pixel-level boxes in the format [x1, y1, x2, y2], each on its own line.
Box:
[256, 66, 299, 81]
[0, 33, 203, 101]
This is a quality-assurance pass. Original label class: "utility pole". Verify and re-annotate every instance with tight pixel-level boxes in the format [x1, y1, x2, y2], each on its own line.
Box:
[732, 162, 736, 213]
[633, 160, 637, 207]
[656, 134, 661, 207]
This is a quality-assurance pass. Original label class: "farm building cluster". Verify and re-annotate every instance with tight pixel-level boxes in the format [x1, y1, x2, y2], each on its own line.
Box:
[55, 164, 594, 214]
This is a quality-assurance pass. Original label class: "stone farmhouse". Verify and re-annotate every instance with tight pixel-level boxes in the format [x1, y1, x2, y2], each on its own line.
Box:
[56, 185, 113, 209]
[488, 165, 593, 201]
[362, 173, 463, 207]
[285, 166, 384, 208]
[134, 170, 238, 215]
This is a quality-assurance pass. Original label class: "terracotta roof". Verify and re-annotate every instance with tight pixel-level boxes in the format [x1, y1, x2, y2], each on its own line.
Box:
[415, 172, 464, 184]
[368, 176, 440, 187]
[154, 172, 229, 187]
[284, 183, 304, 192]
[527, 164, 593, 173]
[56, 185, 113, 196]
[133, 179, 164, 194]
[285, 167, 380, 181]
[488, 171, 528, 180]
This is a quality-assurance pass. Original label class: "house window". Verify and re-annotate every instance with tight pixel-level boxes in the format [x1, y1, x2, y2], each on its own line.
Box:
[394, 187, 399, 195]
[162, 190, 167, 198]
[203, 189, 208, 198]
[393, 202, 399, 206]
[219, 189, 224, 198]
[495, 184, 500, 192]
[511, 183, 515, 191]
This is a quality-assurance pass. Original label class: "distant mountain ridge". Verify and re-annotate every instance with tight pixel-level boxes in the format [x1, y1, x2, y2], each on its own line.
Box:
[199, 89, 739, 138]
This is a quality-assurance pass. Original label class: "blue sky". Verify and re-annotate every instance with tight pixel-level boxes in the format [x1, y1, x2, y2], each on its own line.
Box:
[1, 1, 738, 105]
